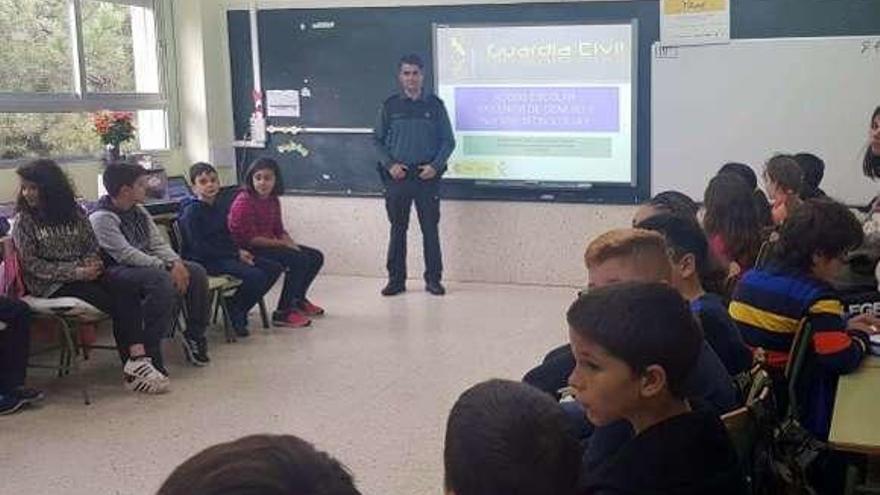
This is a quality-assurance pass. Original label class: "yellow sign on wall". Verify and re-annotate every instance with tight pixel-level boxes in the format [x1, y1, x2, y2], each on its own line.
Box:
[663, 0, 728, 15]
[660, 0, 730, 47]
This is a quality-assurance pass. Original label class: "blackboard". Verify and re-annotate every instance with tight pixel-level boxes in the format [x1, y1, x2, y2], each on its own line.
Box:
[228, 0, 880, 203]
[228, 2, 659, 204]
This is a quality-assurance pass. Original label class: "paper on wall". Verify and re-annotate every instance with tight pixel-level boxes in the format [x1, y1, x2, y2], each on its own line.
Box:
[266, 90, 301, 117]
[660, 0, 730, 47]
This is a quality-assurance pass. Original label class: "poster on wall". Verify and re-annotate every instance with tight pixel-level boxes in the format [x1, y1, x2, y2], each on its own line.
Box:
[660, 0, 730, 47]
[266, 90, 301, 117]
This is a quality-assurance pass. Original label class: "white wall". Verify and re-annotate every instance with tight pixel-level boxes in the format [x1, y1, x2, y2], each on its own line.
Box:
[285, 196, 635, 286]
[0, 148, 188, 202]
[187, 0, 638, 286]
[0, 162, 106, 201]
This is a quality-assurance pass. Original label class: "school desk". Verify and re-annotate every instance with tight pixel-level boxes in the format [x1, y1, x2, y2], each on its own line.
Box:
[830, 357, 880, 454]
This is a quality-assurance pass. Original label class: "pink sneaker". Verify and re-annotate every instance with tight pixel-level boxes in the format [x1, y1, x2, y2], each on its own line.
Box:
[273, 310, 311, 328]
[299, 300, 325, 317]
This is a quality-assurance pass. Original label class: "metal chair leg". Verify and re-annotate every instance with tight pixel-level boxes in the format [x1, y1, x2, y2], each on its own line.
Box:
[211, 290, 221, 325]
[57, 347, 67, 377]
[218, 294, 237, 343]
[259, 298, 270, 329]
[57, 317, 90, 405]
[176, 303, 190, 338]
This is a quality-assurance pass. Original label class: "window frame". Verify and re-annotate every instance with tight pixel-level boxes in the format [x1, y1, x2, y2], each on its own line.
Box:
[0, 0, 179, 164]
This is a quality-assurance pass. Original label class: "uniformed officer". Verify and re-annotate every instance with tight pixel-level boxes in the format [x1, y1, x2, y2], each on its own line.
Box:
[374, 54, 455, 296]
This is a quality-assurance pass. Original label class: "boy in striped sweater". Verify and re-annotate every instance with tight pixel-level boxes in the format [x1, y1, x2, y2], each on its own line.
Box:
[730, 198, 880, 439]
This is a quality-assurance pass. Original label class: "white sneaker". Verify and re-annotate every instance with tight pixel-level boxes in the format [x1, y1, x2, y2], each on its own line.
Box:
[123, 357, 170, 394]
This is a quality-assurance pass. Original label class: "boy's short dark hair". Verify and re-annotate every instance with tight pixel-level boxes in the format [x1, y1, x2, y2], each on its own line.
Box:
[719, 162, 758, 190]
[567, 282, 703, 399]
[647, 190, 699, 219]
[636, 213, 707, 265]
[635, 214, 727, 291]
[243, 157, 285, 196]
[793, 152, 826, 198]
[764, 154, 804, 194]
[102, 162, 147, 198]
[444, 379, 580, 495]
[398, 53, 424, 70]
[157, 434, 361, 495]
[772, 198, 863, 272]
[189, 162, 217, 184]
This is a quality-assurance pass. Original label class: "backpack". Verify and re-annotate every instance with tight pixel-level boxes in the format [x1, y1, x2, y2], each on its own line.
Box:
[0, 238, 25, 300]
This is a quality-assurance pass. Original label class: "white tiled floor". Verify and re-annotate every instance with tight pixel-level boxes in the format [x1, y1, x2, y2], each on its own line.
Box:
[1, 275, 575, 495]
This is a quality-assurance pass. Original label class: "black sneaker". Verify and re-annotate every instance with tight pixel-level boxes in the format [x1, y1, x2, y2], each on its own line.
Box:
[0, 393, 25, 416]
[12, 387, 44, 405]
[181, 335, 210, 366]
[425, 281, 446, 296]
[234, 326, 251, 338]
[381, 282, 406, 296]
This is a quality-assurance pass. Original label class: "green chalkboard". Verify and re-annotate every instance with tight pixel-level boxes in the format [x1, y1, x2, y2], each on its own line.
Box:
[227, 0, 880, 203]
[228, 2, 658, 203]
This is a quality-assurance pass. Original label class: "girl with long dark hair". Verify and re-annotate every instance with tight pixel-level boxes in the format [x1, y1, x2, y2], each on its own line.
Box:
[12, 159, 168, 394]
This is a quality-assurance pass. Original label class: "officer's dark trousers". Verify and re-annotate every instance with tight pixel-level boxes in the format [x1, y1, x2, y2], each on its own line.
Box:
[384, 177, 442, 284]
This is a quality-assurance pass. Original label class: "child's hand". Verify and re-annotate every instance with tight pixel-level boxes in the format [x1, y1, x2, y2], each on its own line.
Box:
[283, 238, 301, 251]
[848, 313, 880, 334]
[76, 262, 103, 281]
[280, 236, 301, 251]
[169, 261, 190, 294]
[727, 261, 742, 279]
[239, 249, 255, 266]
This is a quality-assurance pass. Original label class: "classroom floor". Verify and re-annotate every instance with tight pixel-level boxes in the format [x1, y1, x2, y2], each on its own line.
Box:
[0, 275, 573, 495]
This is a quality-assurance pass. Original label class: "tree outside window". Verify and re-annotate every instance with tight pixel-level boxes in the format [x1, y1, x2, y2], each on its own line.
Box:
[0, 0, 171, 162]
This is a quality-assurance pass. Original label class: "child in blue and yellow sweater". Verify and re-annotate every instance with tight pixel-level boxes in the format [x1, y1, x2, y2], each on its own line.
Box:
[730, 198, 879, 439]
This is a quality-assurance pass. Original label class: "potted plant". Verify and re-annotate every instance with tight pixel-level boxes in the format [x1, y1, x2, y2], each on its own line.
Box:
[91, 111, 136, 163]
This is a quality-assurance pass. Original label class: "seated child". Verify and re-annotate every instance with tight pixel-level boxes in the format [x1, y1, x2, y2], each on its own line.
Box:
[178, 162, 283, 337]
[764, 154, 804, 226]
[578, 230, 738, 471]
[228, 158, 325, 328]
[90, 162, 211, 368]
[524, 229, 737, 414]
[636, 213, 753, 376]
[631, 190, 699, 226]
[571, 282, 747, 495]
[793, 152, 827, 200]
[718, 162, 773, 227]
[730, 198, 878, 439]
[444, 379, 580, 495]
[865, 106, 880, 181]
[0, 297, 42, 414]
[703, 173, 767, 278]
[13, 159, 166, 393]
[157, 434, 361, 495]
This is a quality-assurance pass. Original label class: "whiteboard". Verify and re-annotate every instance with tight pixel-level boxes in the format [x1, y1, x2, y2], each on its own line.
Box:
[652, 36, 880, 205]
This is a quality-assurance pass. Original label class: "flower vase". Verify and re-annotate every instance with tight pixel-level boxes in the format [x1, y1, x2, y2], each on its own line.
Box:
[103, 144, 122, 164]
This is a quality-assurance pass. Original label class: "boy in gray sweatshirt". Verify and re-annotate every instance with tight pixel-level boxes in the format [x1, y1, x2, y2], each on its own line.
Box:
[90, 163, 211, 367]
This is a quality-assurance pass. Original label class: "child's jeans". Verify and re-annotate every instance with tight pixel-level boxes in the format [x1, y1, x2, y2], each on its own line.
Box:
[202, 257, 283, 329]
[250, 246, 324, 313]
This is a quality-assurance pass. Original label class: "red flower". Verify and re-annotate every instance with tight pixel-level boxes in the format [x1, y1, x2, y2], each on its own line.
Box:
[91, 110, 136, 147]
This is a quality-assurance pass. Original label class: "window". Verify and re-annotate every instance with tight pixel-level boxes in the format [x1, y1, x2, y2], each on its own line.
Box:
[0, 0, 73, 93]
[0, 110, 165, 160]
[0, 0, 174, 162]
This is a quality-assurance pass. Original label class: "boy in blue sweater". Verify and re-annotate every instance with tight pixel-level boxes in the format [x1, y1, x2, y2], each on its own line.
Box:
[178, 163, 283, 337]
[636, 213, 753, 377]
